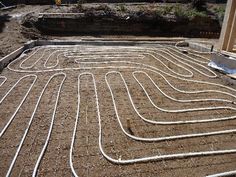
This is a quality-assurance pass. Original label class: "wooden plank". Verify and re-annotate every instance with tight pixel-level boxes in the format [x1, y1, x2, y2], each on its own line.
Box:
[221, 50, 236, 58]
[228, 74, 236, 79]
[219, 0, 236, 51]
[227, 9, 236, 51]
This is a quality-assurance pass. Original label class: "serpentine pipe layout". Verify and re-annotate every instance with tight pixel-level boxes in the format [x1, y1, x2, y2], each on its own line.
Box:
[4, 73, 66, 177]
[105, 71, 236, 142]
[70, 71, 236, 177]
[0, 44, 236, 177]
[0, 75, 37, 138]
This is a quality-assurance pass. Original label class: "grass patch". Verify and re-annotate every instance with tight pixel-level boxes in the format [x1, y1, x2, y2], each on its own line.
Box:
[174, 5, 207, 19]
[213, 5, 226, 23]
[155, 4, 207, 20]
[118, 4, 127, 12]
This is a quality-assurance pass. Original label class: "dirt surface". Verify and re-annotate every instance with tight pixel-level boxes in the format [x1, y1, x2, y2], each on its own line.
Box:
[0, 5, 179, 58]
[0, 3, 223, 58]
[0, 43, 236, 177]
[1, 3, 236, 177]
[0, 5, 50, 58]
[35, 3, 223, 36]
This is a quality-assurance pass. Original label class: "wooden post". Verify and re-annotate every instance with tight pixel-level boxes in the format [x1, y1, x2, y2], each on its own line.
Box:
[226, 11, 236, 52]
[219, 0, 236, 52]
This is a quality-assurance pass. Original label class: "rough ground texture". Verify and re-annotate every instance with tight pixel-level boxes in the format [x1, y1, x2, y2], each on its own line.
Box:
[0, 43, 236, 177]
[36, 3, 225, 36]
[0, 5, 50, 59]
[1, 4, 235, 177]
[0, 3, 225, 58]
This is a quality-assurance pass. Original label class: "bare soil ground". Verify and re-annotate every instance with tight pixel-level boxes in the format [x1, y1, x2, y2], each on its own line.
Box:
[0, 5, 50, 58]
[1, 3, 236, 177]
[0, 44, 236, 177]
[0, 3, 224, 59]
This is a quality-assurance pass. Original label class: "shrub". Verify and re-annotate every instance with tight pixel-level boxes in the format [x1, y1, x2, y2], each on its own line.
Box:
[174, 4, 206, 20]
[213, 5, 226, 24]
[77, 0, 84, 10]
[158, 5, 174, 16]
[118, 4, 127, 12]
[174, 5, 188, 19]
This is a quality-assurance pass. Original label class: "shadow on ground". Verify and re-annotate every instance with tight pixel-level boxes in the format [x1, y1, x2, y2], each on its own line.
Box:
[0, 14, 11, 33]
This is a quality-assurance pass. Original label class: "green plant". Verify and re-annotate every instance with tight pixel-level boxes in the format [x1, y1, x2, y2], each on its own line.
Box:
[213, 5, 226, 24]
[214, 6, 225, 17]
[95, 4, 113, 15]
[77, 0, 84, 10]
[174, 4, 206, 20]
[157, 5, 174, 16]
[173, 5, 188, 19]
[154, 9, 163, 17]
[118, 4, 127, 12]
[162, 5, 173, 15]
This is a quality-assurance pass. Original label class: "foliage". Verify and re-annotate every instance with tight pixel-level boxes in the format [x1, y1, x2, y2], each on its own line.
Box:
[213, 5, 226, 24]
[118, 4, 127, 12]
[173, 4, 207, 19]
[214, 6, 225, 18]
[96, 4, 113, 14]
[77, 0, 84, 10]
[153, 4, 207, 20]
[157, 5, 174, 16]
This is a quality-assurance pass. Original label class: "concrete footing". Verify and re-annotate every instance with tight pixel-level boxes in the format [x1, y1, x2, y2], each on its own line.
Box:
[186, 41, 216, 53]
[0, 46, 25, 72]
[0, 40, 35, 72]
[0, 39, 182, 72]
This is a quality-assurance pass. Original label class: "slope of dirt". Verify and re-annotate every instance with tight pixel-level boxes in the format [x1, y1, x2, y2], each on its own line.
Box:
[35, 3, 223, 37]
[0, 3, 225, 59]
[0, 5, 49, 59]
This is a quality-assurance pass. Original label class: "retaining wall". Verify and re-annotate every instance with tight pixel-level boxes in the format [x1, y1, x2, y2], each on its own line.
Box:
[37, 13, 221, 37]
[1, 0, 227, 5]
[0, 39, 180, 71]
